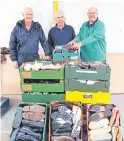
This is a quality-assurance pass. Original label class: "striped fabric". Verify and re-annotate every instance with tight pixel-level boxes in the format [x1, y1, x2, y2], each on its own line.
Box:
[71, 120, 82, 139]
[58, 106, 74, 120]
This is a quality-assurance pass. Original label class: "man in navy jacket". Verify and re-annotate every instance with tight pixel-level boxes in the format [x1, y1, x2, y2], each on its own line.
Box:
[9, 7, 51, 68]
[48, 11, 76, 55]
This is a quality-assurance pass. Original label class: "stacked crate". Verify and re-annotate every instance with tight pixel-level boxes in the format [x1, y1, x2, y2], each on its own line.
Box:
[53, 45, 79, 62]
[65, 62, 111, 104]
[19, 61, 65, 103]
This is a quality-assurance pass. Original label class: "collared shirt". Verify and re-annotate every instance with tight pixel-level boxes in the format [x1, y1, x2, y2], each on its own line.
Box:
[48, 24, 76, 55]
[86, 17, 98, 27]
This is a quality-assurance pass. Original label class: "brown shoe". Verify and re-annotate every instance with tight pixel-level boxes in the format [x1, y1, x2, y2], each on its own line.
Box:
[23, 112, 45, 121]
[109, 107, 119, 126]
[23, 104, 45, 113]
[114, 111, 120, 127]
[51, 136, 74, 141]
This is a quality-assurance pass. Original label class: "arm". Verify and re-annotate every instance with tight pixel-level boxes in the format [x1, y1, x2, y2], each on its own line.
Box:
[39, 27, 50, 56]
[9, 26, 17, 61]
[48, 29, 54, 55]
[73, 24, 84, 42]
[71, 27, 76, 39]
[81, 22, 105, 46]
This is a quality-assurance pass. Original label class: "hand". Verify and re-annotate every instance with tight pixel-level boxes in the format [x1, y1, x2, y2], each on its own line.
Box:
[71, 42, 82, 50]
[13, 61, 18, 69]
[45, 56, 51, 60]
[42, 56, 51, 60]
[67, 40, 76, 46]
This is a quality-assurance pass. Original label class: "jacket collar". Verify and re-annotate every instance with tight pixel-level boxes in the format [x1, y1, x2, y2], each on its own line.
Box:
[55, 23, 66, 29]
[16, 19, 41, 30]
[87, 17, 98, 27]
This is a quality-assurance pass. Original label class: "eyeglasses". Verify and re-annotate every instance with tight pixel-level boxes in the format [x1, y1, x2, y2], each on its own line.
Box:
[56, 16, 64, 19]
[87, 12, 97, 15]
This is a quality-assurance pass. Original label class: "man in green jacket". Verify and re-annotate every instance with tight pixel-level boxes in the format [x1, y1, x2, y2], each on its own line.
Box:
[68, 7, 106, 62]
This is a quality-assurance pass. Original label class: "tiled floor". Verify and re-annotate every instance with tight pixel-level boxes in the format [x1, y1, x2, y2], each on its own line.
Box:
[1, 94, 124, 140]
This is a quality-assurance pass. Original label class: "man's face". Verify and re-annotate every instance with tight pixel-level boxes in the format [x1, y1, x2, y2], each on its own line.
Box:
[56, 13, 65, 26]
[23, 8, 33, 23]
[87, 8, 98, 23]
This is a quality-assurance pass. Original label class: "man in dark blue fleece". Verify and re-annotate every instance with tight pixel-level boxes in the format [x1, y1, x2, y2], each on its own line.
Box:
[48, 11, 76, 55]
[9, 7, 51, 68]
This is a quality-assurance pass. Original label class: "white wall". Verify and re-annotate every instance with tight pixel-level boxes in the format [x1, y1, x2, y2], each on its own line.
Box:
[0, 0, 124, 53]
[59, 0, 124, 53]
[0, 0, 53, 53]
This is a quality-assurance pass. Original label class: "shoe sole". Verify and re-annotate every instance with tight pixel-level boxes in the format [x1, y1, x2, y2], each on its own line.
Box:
[52, 120, 72, 129]
[23, 112, 45, 121]
[10, 128, 20, 141]
[22, 119, 44, 128]
[23, 104, 45, 113]
[90, 133, 112, 140]
[89, 104, 113, 112]
[89, 126, 111, 136]
[89, 110, 112, 122]
[20, 126, 41, 140]
[89, 118, 109, 129]
[12, 107, 23, 128]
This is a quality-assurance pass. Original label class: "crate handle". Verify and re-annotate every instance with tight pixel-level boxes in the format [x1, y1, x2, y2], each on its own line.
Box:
[76, 70, 97, 73]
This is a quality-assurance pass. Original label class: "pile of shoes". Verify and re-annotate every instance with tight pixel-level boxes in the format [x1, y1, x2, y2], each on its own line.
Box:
[10, 104, 46, 141]
[50, 101, 82, 141]
[1, 47, 10, 54]
[88, 104, 124, 141]
[78, 61, 109, 69]
[22, 61, 62, 71]
[24, 79, 60, 84]
[54, 45, 77, 53]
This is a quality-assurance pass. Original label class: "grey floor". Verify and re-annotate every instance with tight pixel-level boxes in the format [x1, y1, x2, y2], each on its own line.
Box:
[1, 94, 124, 140]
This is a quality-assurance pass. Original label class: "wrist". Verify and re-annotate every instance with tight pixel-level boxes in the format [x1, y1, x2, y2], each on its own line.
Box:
[80, 41, 84, 47]
[79, 42, 82, 47]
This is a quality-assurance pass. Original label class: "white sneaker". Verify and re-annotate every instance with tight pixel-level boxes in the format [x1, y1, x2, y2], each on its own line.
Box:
[89, 118, 109, 129]
[24, 64, 32, 71]
[89, 126, 111, 136]
[90, 133, 112, 141]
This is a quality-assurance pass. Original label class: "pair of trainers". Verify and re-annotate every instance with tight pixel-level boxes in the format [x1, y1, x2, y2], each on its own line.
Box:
[88, 105, 113, 141]
[89, 118, 112, 140]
